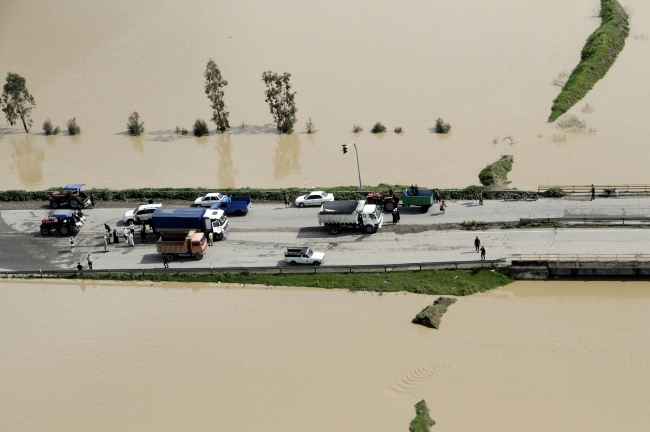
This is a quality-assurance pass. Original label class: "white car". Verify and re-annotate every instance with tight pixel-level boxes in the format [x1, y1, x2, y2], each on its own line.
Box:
[284, 247, 325, 265]
[123, 203, 162, 224]
[193, 193, 224, 207]
[294, 191, 334, 208]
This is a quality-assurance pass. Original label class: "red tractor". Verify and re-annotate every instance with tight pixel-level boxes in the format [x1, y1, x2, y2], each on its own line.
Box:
[40, 210, 81, 236]
[49, 183, 90, 209]
[365, 190, 400, 212]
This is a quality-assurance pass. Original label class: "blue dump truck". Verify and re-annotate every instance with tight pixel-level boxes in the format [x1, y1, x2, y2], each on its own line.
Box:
[210, 196, 252, 216]
[152, 207, 229, 240]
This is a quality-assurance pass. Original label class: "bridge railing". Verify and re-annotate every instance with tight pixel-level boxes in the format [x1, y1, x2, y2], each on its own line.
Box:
[510, 253, 650, 262]
[538, 185, 650, 194]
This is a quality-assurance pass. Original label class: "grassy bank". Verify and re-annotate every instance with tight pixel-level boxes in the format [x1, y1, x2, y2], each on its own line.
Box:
[0, 184, 566, 203]
[478, 155, 513, 188]
[549, 0, 629, 122]
[26, 268, 513, 296]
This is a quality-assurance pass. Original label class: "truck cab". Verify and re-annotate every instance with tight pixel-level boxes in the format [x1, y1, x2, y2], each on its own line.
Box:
[360, 204, 383, 233]
[204, 209, 230, 240]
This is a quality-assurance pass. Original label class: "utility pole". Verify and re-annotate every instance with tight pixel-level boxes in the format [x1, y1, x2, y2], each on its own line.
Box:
[341, 142, 362, 189]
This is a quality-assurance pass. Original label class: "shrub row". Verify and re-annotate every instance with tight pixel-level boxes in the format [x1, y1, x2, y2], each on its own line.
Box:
[548, 0, 629, 122]
[0, 184, 563, 203]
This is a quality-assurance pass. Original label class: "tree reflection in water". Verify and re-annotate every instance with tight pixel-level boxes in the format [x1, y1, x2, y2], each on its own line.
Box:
[273, 133, 301, 180]
[216, 132, 237, 188]
[10, 135, 44, 187]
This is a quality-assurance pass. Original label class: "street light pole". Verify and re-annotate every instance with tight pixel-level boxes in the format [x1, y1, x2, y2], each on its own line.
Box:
[342, 142, 363, 190]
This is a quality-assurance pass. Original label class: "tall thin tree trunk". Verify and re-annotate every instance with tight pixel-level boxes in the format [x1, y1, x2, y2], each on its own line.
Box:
[20, 115, 28, 133]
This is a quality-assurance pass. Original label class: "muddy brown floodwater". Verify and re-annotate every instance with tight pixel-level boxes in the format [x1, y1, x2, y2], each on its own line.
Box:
[1, 279, 649, 431]
[1, 0, 649, 190]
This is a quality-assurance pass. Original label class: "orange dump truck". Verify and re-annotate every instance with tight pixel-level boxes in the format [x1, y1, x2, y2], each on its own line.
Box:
[156, 230, 207, 261]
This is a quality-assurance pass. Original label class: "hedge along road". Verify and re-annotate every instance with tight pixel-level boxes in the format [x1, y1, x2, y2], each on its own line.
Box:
[4, 198, 650, 271]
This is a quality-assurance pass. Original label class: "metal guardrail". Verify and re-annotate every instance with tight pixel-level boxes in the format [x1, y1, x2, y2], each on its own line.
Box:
[520, 216, 650, 224]
[510, 254, 650, 262]
[1, 259, 505, 278]
[538, 184, 650, 194]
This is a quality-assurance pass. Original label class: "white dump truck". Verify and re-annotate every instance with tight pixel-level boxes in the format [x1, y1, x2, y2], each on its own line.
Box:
[318, 200, 383, 235]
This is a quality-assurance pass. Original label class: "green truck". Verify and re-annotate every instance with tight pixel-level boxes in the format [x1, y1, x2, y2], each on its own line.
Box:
[401, 189, 435, 213]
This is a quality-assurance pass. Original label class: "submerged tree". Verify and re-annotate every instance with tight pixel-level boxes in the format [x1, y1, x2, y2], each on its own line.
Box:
[126, 111, 145, 136]
[1, 72, 36, 133]
[262, 71, 297, 134]
[204, 59, 230, 132]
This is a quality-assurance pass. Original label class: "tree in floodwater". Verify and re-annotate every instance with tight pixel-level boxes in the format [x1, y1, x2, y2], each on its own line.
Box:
[126, 111, 145, 136]
[204, 59, 230, 132]
[1, 72, 36, 133]
[262, 71, 297, 134]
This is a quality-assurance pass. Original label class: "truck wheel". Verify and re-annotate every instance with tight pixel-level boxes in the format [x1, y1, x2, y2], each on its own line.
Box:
[298, 203, 305, 208]
[363, 224, 375, 234]
[329, 224, 341, 235]
[234, 210, 243, 216]
[384, 201, 395, 212]
[313, 261, 321, 266]
[50, 201, 59, 209]
[40, 227, 50, 236]
[290, 261, 297, 266]
[194, 253, 204, 260]
[216, 233, 224, 241]
[421, 206, 430, 213]
[69, 198, 81, 209]
[59, 226, 70, 236]
[165, 254, 175, 261]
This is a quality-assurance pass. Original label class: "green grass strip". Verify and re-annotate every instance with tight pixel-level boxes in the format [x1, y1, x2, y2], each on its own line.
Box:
[28, 268, 513, 296]
[409, 400, 435, 432]
[478, 155, 513, 187]
[549, 0, 629, 122]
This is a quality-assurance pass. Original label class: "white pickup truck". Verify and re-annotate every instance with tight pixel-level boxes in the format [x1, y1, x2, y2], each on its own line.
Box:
[284, 247, 325, 266]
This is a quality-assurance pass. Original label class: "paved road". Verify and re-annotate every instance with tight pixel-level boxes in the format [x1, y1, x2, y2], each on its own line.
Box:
[1, 196, 650, 271]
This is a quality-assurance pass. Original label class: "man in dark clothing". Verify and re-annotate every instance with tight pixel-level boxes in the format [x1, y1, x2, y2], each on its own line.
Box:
[410, 184, 415, 195]
[76, 262, 83, 271]
[434, 189, 441, 203]
[414, 184, 419, 196]
[392, 208, 398, 225]
[590, 184, 595, 201]
[113, 228, 119, 244]
[140, 226, 147, 244]
[474, 236, 480, 252]
[163, 255, 169, 269]
[90, 193, 95, 208]
[480, 246, 486, 260]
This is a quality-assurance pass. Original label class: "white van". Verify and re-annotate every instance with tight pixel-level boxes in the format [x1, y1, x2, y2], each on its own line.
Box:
[123, 203, 163, 224]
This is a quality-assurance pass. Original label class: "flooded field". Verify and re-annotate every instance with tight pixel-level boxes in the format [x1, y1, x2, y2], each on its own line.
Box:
[0, 0, 649, 190]
[1, 280, 649, 431]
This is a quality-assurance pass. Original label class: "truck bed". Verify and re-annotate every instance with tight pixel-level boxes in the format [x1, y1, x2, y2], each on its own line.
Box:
[401, 190, 434, 206]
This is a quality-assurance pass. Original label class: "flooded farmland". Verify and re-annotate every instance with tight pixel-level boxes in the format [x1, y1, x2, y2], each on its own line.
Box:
[1, 0, 649, 190]
[1, 280, 650, 431]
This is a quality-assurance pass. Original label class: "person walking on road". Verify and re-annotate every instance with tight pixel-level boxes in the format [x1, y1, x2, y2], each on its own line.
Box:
[128, 232, 135, 247]
[474, 236, 481, 252]
[113, 228, 119, 244]
[70, 236, 76, 253]
[284, 193, 290, 208]
[86, 254, 93, 270]
[103, 234, 108, 252]
[478, 191, 484, 206]
[208, 231, 214, 246]
[480, 246, 486, 260]
[590, 184, 595, 201]
[163, 254, 169, 269]
[140, 226, 147, 244]
[440, 200, 447, 215]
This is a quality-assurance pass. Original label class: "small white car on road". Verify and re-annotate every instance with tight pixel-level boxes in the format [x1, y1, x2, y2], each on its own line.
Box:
[193, 193, 224, 207]
[123, 203, 162, 224]
[284, 247, 325, 265]
[294, 191, 334, 208]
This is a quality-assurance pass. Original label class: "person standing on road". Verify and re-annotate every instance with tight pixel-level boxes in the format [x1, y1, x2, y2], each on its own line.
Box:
[86, 254, 93, 270]
[284, 193, 290, 208]
[590, 184, 595, 201]
[128, 232, 135, 247]
[140, 226, 147, 244]
[70, 236, 76, 253]
[90, 193, 95, 209]
[129, 221, 135, 237]
[440, 200, 447, 215]
[123, 226, 129, 243]
[103, 234, 108, 252]
[77, 262, 83, 272]
[474, 236, 481, 252]
[113, 228, 119, 244]
[392, 208, 398, 225]
[163, 254, 169, 269]
[478, 191, 484, 206]
[480, 246, 486, 260]
[434, 189, 441, 204]
[208, 231, 214, 246]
